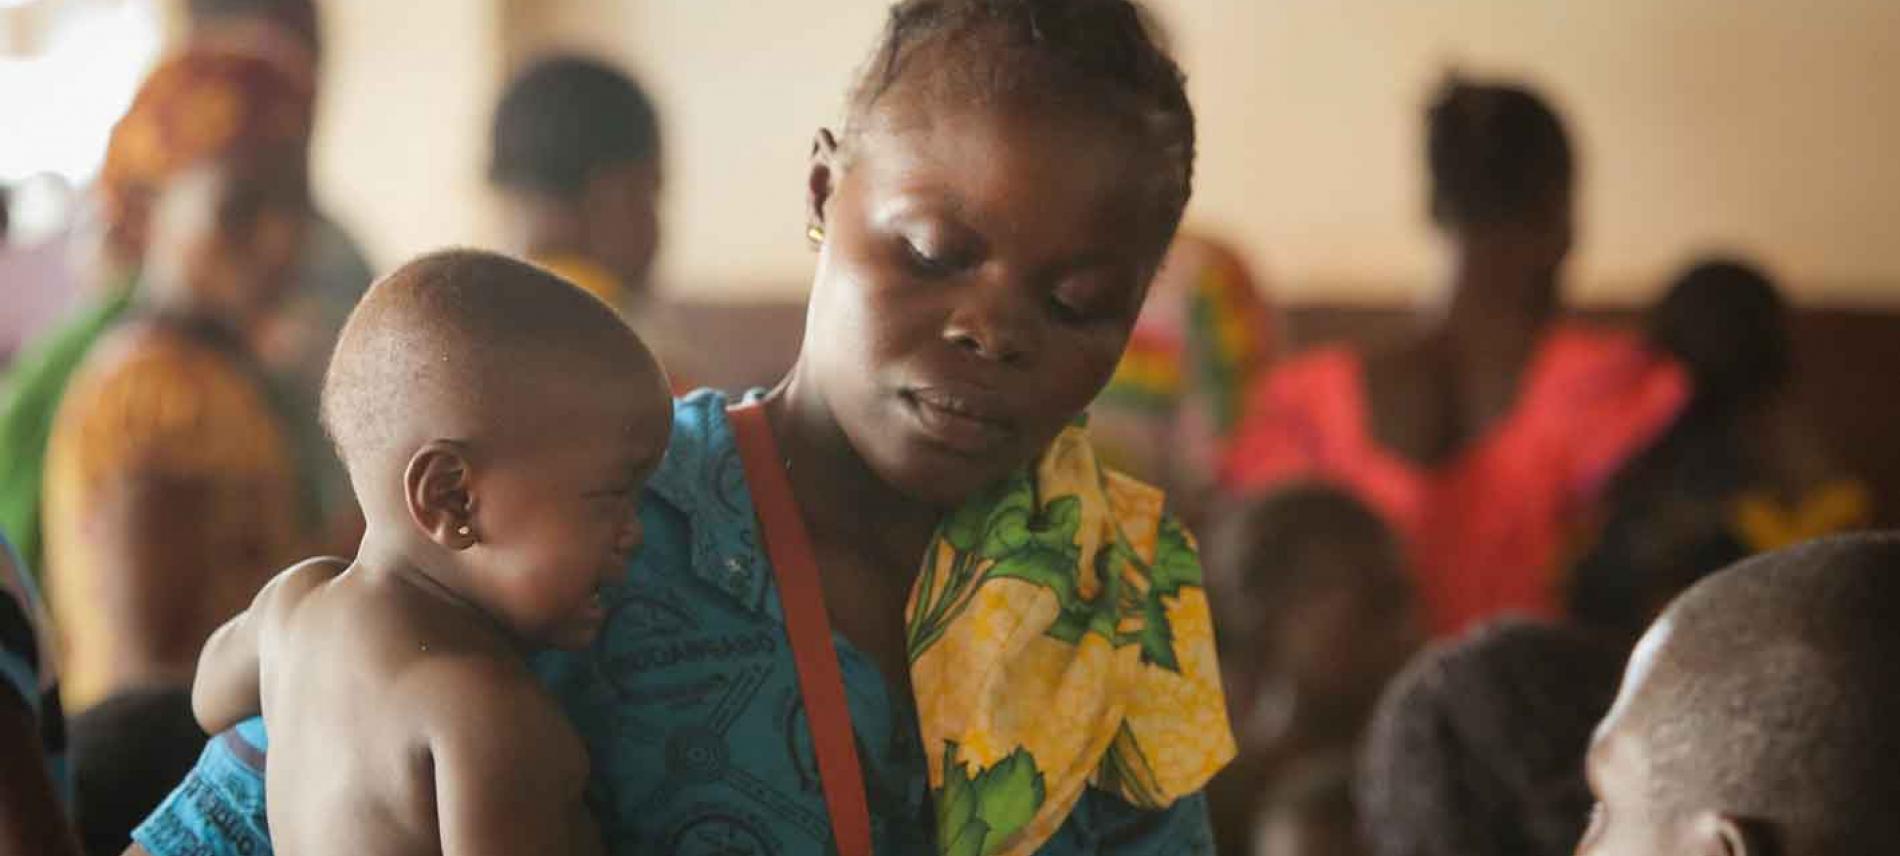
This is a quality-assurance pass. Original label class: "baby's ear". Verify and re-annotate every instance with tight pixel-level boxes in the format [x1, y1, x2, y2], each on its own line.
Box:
[1685, 811, 1760, 856]
[406, 440, 479, 549]
[806, 128, 840, 236]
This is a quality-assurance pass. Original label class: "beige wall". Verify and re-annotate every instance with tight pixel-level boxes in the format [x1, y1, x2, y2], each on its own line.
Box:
[147, 0, 504, 272]
[438, 0, 1900, 305]
[308, 0, 505, 274]
[507, 0, 888, 300]
[1164, 0, 1900, 306]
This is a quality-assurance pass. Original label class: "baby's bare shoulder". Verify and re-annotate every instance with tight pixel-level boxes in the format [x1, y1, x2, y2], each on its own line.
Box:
[283, 555, 349, 589]
[249, 557, 351, 640]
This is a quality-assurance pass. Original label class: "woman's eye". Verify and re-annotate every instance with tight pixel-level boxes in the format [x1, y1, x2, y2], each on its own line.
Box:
[593, 484, 638, 502]
[902, 239, 958, 277]
[1046, 294, 1091, 324]
[1047, 280, 1121, 325]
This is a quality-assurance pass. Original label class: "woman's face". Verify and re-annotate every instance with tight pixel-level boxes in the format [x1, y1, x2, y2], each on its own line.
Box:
[802, 101, 1171, 507]
[147, 153, 308, 325]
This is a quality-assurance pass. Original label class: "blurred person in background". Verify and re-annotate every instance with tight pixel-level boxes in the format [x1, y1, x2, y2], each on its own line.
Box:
[34, 46, 323, 850]
[185, 0, 374, 551]
[1357, 619, 1623, 856]
[1567, 257, 1869, 640]
[0, 534, 80, 856]
[1091, 232, 1276, 527]
[36, 46, 318, 715]
[1221, 76, 1685, 639]
[488, 53, 696, 385]
[182, 0, 320, 63]
[1202, 484, 1420, 855]
[0, 6, 356, 580]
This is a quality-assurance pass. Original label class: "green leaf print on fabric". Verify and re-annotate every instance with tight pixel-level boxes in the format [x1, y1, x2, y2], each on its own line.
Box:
[907, 476, 1025, 660]
[1117, 515, 1203, 672]
[907, 461, 1210, 676]
[940, 477, 1014, 554]
[1092, 722, 1166, 809]
[937, 743, 1047, 856]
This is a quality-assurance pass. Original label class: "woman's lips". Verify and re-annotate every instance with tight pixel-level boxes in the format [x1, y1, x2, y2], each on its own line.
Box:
[903, 387, 1014, 456]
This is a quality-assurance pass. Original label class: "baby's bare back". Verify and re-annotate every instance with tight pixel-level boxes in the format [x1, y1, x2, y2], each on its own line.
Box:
[258, 567, 595, 855]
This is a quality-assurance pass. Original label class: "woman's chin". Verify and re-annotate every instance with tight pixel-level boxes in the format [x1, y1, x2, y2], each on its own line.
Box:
[871, 444, 1018, 511]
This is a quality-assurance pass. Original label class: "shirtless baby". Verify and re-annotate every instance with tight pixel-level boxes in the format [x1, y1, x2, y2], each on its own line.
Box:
[190, 249, 671, 854]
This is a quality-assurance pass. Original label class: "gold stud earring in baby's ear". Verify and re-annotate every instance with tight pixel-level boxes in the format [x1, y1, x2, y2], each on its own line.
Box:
[456, 524, 472, 538]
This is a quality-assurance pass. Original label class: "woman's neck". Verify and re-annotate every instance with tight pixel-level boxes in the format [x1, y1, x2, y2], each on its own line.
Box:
[513, 198, 592, 268]
[1437, 239, 1553, 366]
[760, 365, 943, 575]
[134, 280, 260, 353]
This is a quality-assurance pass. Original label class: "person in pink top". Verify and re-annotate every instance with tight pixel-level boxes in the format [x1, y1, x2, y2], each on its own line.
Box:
[1222, 76, 1685, 637]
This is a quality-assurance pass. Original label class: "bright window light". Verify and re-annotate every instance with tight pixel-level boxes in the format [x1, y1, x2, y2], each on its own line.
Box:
[0, 0, 162, 184]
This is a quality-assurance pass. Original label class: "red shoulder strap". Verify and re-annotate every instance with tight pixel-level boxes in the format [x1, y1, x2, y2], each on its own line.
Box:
[728, 401, 874, 856]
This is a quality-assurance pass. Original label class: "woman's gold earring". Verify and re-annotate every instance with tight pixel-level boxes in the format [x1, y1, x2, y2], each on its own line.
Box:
[806, 225, 825, 246]
[456, 524, 472, 538]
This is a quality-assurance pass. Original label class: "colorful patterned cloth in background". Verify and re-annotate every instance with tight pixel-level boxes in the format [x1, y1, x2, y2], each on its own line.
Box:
[0, 533, 68, 805]
[0, 288, 135, 580]
[43, 318, 309, 712]
[531, 253, 699, 393]
[911, 421, 1236, 855]
[533, 253, 626, 307]
[1730, 480, 1870, 551]
[1567, 418, 1872, 636]
[1223, 326, 1688, 638]
[1090, 233, 1275, 518]
[96, 47, 314, 237]
[134, 390, 1230, 855]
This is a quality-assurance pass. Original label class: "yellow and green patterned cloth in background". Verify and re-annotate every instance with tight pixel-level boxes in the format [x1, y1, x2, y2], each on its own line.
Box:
[1089, 233, 1275, 514]
[910, 422, 1236, 856]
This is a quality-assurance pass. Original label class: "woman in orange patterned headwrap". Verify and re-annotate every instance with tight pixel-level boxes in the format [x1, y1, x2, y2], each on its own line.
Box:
[1, 47, 316, 577]
[92, 45, 315, 293]
[0, 46, 319, 712]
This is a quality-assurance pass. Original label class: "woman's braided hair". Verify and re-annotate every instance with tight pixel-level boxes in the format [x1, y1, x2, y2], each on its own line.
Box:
[844, 0, 1196, 237]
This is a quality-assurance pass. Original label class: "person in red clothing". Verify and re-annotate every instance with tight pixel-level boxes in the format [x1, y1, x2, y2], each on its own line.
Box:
[1221, 76, 1684, 637]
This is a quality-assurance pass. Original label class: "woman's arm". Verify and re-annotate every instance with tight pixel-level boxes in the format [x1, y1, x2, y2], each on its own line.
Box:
[128, 720, 273, 856]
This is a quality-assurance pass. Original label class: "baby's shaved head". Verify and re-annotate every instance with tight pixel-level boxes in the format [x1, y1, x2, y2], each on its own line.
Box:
[322, 249, 666, 485]
[1614, 533, 1900, 851]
